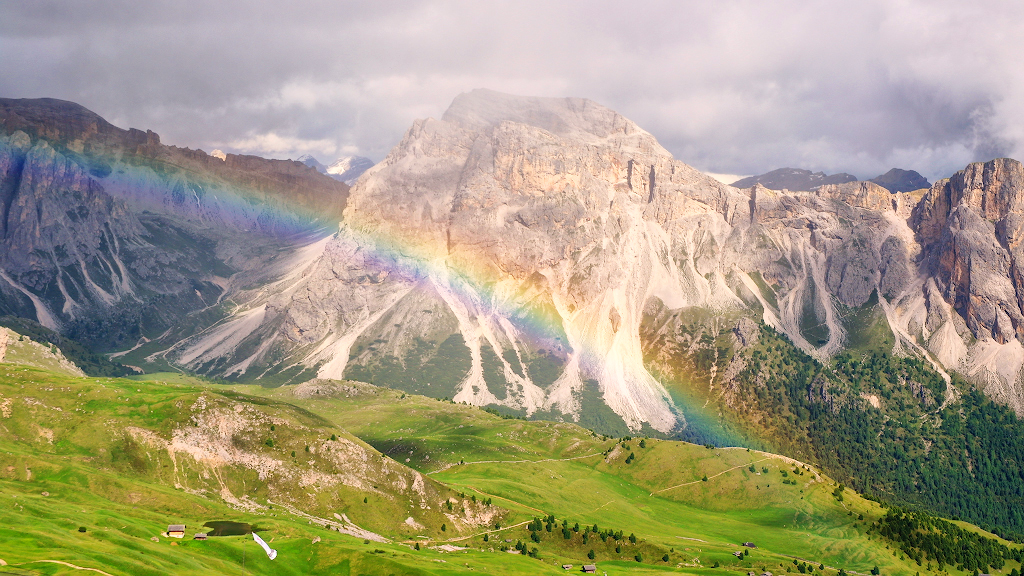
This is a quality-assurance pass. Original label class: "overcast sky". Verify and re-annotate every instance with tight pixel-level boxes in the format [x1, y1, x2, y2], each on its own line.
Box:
[2, 0, 1022, 182]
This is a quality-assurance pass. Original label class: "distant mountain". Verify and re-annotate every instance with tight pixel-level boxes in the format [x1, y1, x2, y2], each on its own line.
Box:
[327, 156, 375, 185]
[299, 154, 375, 185]
[731, 167, 857, 191]
[868, 167, 930, 192]
[297, 153, 328, 173]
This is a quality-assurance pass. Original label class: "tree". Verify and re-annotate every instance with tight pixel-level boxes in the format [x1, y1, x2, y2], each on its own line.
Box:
[639, 438, 647, 448]
[662, 554, 670, 562]
[629, 533, 637, 544]
[441, 523, 446, 532]
[588, 550, 596, 560]
[415, 543, 420, 550]
[635, 553, 643, 562]
[483, 534, 489, 542]
[871, 567, 879, 575]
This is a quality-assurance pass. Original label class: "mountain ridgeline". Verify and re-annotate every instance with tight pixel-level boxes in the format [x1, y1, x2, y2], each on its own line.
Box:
[4, 91, 1024, 536]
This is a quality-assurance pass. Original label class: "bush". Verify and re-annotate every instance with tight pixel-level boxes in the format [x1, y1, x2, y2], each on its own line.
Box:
[662, 554, 670, 562]
[78, 526, 87, 533]
[635, 553, 643, 562]
[441, 523, 446, 532]
[264, 438, 274, 447]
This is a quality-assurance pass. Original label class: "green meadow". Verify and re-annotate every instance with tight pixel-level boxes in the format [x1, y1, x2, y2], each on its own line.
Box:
[0, 362, 1018, 575]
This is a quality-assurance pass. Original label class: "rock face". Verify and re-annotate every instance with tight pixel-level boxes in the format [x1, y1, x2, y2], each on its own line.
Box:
[0, 98, 348, 348]
[169, 89, 983, 432]
[869, 168, 930, 193]
[9, 91, 1024, 430]
[731, 168, 858, 191]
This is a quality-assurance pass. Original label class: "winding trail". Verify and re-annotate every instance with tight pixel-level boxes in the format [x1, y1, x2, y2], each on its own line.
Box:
[651, 456, 775, 495]
[462, 485, 546, 514]
[20, 560, 116, 576]
[427, 452, 603, 475]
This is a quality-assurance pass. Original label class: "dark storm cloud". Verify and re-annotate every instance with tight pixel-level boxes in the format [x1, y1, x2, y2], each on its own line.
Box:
[1, 0, 1022, 182]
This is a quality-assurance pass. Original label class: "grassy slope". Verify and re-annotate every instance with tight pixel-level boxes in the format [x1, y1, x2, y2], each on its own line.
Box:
[3, 365, 1019, 575]
[244, 380, 1023, 576]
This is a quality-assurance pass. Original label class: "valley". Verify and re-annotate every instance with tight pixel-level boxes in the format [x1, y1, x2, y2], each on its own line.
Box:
[0, 343, 1020, 575]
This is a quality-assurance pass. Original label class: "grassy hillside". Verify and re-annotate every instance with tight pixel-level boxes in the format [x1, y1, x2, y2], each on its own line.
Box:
[238, 378, 1023, 575]
[642, 309, 1024, 541]
[3, 363, 1020, 575]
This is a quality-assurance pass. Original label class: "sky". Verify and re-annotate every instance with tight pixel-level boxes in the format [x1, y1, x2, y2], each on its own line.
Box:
[2, 0, 1023, 183]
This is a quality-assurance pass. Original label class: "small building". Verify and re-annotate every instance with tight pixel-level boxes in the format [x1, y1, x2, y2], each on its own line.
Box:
[562, 565, 573, 570]
[167, 525, 186, 538]
[733, 551, 745, 558]
[748, 572, 756, 576]
[582, 565, 597, 574]
[193, 533, 208, 540]
[762, 572, 773, 576]
[743, 542, 757, 548]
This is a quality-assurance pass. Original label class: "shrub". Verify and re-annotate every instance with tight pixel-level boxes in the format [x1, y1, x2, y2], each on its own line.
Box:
[78, 526, 87, 533]
[441, 523, 446, 532]
[662, 554, 669, 562]
[588, 550, 596, 560]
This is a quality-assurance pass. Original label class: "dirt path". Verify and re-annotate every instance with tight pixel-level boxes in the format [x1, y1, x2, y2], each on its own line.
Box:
[651, 456, 776, 494]
[462, 485, 546, 514]
[428, 452, 603, 475]
[21, 560, 116, 576]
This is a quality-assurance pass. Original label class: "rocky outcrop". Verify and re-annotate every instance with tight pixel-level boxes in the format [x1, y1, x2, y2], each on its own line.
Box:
[0, 98, 349, 348]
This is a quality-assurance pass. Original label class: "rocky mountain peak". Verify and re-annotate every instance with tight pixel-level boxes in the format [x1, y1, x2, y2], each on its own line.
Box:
[868, 168, 930, 193]
[440, 89, 668, 154]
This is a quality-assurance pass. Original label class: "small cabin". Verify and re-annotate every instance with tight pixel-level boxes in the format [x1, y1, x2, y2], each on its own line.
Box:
[562, 565, 573, 570]
[582, 565, 597, 574]
[733, 551, 744, 558]
[743, 542, 757, 548]
[167, 524, 186, 538]
[193, 533, 208, 540]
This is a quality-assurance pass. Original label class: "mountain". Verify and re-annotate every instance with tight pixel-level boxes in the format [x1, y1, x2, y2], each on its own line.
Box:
[327, 156, 375, 185]
[0, 97, 347, 350]
[299, 153, 375, 185]
[730, 167, 858, 190]
[8, 91, 1024, 538]
[297, 153, 328, 173]
[869, 167, 930, 192]
[122, 90, 1024, 429]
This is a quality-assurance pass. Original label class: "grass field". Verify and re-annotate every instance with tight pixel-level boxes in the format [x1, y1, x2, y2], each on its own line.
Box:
[1, 362, 1019, 575]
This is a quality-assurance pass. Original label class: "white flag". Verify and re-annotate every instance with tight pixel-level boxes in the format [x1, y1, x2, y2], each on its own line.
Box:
[252, 532, 278, 560]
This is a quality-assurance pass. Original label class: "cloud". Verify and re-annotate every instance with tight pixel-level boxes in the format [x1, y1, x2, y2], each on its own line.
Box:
[1, 0, 1023, 181]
